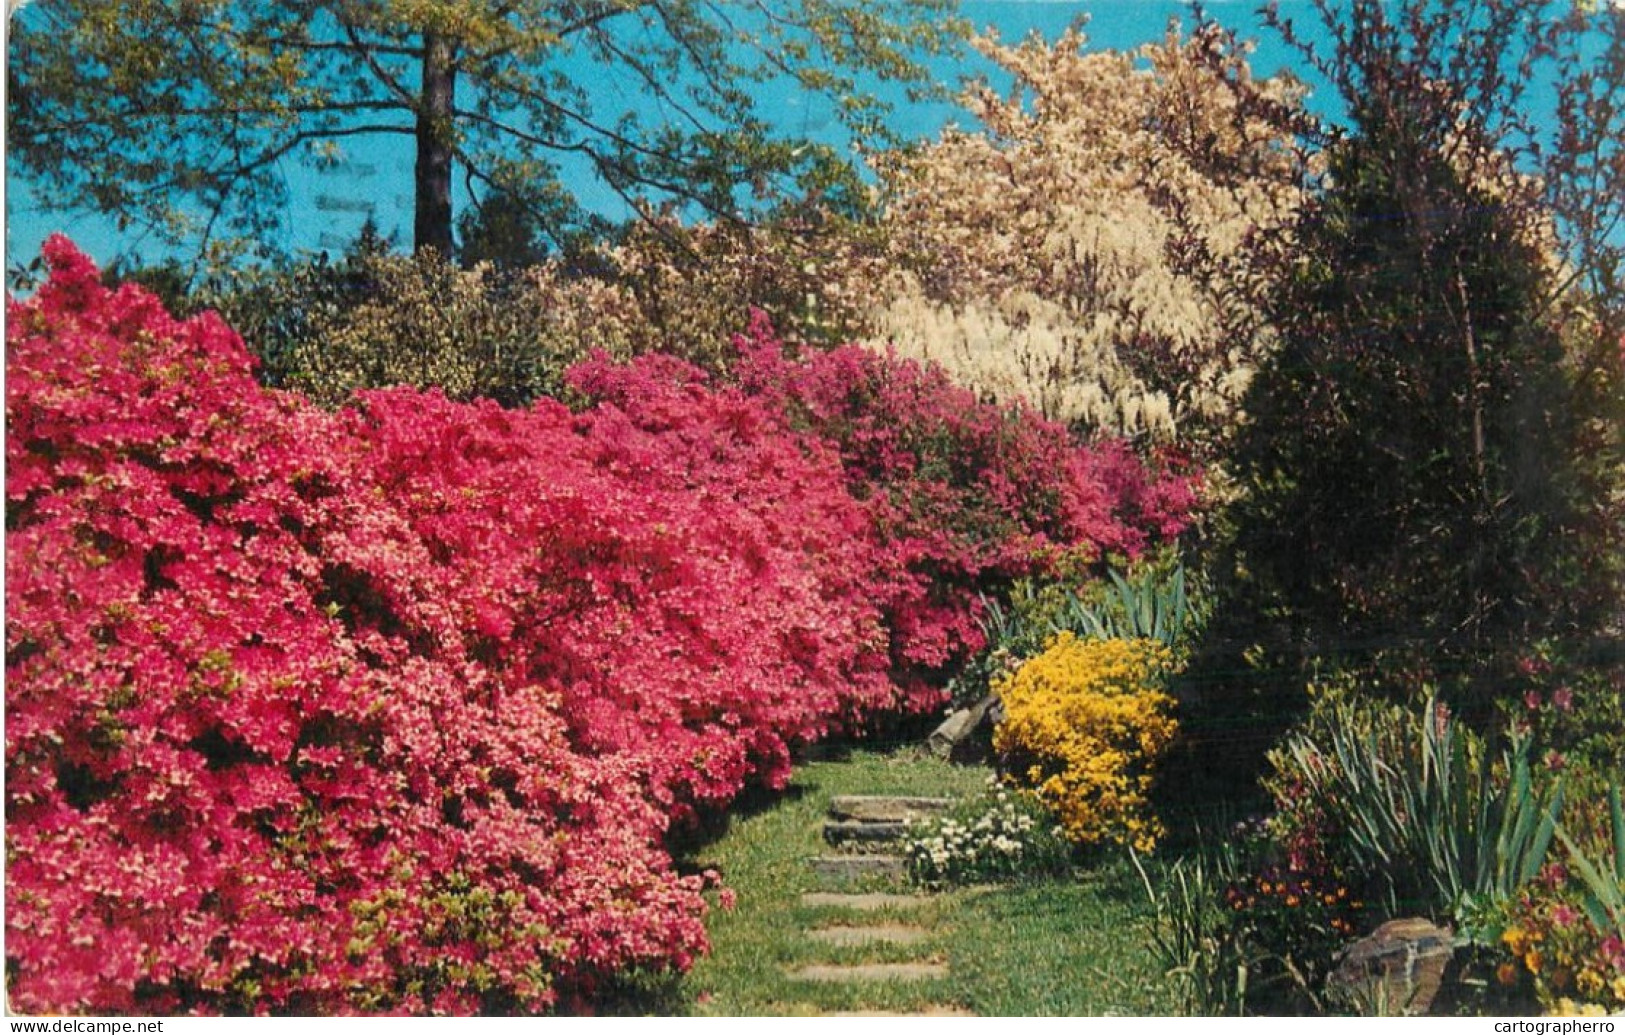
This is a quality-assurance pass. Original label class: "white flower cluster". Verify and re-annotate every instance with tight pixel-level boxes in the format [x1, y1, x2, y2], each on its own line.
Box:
[902, 781, 1068, 888]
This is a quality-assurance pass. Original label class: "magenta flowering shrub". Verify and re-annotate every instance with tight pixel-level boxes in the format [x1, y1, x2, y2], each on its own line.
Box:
[6, 238, 718, 1013]
[575, 311, 1197, 697]
[346, 375, 894, 810]
[6, 239, 1194, 1014]
[6, 239, 716, 1014]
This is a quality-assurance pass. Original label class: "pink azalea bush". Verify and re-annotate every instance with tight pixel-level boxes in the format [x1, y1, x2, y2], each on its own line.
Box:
[349, 367, 893, 812]
[6, 238, 1194, 1014]
[577, 312, 1197, 700]
[6, 239, 714, 1014]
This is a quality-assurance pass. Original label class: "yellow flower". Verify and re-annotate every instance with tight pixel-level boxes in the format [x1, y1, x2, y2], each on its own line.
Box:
[1550, 999, 1608, 1017]
[1526, 950, 1543, 974]
[993, 634, 1178, 849]
[1575, 969, 1603, 997]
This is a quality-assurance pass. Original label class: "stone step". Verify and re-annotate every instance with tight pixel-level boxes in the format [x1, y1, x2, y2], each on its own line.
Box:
[822, 1007, 976, 1017]
[807, 924, 929, 947]
[823, 819, 910, 848]
[808, 854, 906, 882]
[786, 961, 949, 983]
[828, 795, 954, 824]
[800, 891, 929, 911]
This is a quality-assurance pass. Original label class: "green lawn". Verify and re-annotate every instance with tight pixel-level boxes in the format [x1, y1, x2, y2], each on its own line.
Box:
[669, 746, 1177, 1016]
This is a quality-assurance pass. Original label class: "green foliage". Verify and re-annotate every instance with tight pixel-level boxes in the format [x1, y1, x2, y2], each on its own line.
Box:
[949, 558, 1202, 709]
[189, 229, 397, 390]
[176, 206, 895, 406]
[1136, 817, 1377, 1017]
[603, 209, 894, 363]
[947, 580, 1070, 708]
[1556, 785, 1625, 940]
[267, 248, 628, 407]
[1135, 847, 1256, 1016]
[1268, 689, 1564, 926]
[1208, 0, 1625, 725]
[1229, 124, 1605, 703]
[456, 189, 554, 271]
[1507, 637, 1625, 775]
[8, 0, 967, 259]
[1055, 565, 1199, 649]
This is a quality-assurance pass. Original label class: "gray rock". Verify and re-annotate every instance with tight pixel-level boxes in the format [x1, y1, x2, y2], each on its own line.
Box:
[926, 695, 1000, 759]
[787, 962, 949, 983]
[807, 854, 907, 882]
[828, 795, 953, 823]
[1329, 917, 1456, 1016]
[824, 819, 911, 847]
[800, 891, 929, 911]
[807, 924, 930, 947]
[820, 1007, 975, 1017]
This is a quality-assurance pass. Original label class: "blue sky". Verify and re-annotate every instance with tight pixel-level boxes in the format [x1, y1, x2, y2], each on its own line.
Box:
[0, 2, 1418, 271]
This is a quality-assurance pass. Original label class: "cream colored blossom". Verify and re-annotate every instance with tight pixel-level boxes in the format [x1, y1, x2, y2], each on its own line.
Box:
[865, 25, 1309, 451]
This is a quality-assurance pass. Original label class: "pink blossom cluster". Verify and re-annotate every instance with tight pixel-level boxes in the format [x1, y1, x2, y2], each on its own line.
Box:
[6, 239, 1193, 1014]
[576, 311, 1196, 698]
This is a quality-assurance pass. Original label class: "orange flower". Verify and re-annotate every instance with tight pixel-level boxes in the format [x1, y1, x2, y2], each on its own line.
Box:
[1497, 963, 1520, 987]
[1526, 950, 1543, 974]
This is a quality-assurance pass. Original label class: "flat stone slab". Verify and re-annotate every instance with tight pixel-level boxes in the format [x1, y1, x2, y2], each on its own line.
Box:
[823, 1007, 977, 1017]
[801, 891, 930, 911]
[787, 962, 949, 983]
[808, 854, 906, 881]
[829, 795, 954, 823]
[823, 819, 910, 847]
[807, 924, 930, 947]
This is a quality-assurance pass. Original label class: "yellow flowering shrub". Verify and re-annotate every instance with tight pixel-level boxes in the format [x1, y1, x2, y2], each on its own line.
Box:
[992, 633, 1179, 852]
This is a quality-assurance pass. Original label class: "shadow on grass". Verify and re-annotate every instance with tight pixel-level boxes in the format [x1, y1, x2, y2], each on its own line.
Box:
[669, 780, 811, 865]
[575, 968, 693, 1018]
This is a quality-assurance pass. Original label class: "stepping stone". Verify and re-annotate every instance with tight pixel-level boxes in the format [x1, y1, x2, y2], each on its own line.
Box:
[808, 854, 905, 881]
[824, 1007, 977, 1017]
[823, 819, 909, 847]
[807, 924, 929, 947]
[801, 891, 929, 911]
[829, 795, 953, 823]
[787, 961, 949, 983]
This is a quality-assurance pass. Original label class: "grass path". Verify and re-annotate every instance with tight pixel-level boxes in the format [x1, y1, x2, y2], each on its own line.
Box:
[672, 746, 1177, 1016]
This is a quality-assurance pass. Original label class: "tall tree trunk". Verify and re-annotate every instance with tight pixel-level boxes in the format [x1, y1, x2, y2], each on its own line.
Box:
[414, 30, 456, 257]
